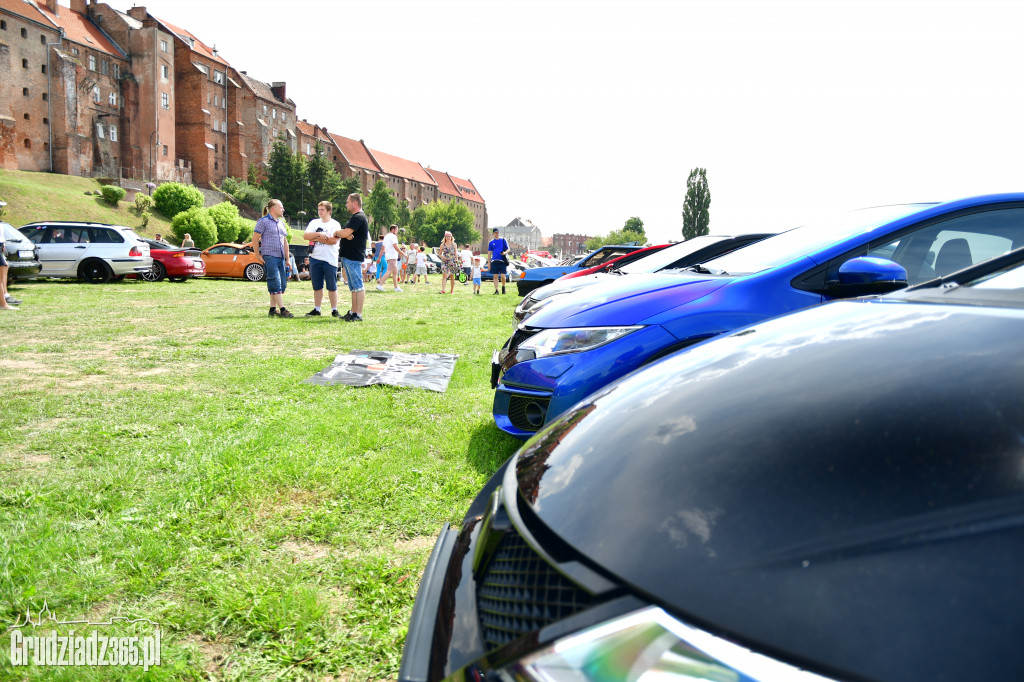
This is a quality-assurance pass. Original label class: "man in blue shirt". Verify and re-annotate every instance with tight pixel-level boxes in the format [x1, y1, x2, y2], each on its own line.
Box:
[488, 227, 510, 294]
[252, 198, 294, 317]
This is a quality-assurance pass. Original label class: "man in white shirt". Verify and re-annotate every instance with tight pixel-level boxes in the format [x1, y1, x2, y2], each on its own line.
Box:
[302, 201, 344, 317]
[460, 244, 473, 284]
[376, 224, 406, 292]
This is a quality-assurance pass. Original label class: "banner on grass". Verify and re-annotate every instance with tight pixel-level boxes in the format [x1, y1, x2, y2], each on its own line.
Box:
[306, 351, 458, 392]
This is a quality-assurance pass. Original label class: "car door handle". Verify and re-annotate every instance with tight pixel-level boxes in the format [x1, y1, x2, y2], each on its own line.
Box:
[75, 246, 87, 249]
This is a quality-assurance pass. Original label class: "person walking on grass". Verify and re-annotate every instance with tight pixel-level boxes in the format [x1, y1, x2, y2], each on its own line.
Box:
[488, 226, 511, 294]
[302, 200, 344, 318]
[471, 257, 483, 295]
[415, 245, 428, 285]
[373, 235, 387, 287]
[252, 198, 294, 317]
[336, 193, 369, 322]
[438, 231, 460, 294]
[0, 249, 17, 310]
[377, 224, 406, 292]
[460, 244, 473, 284]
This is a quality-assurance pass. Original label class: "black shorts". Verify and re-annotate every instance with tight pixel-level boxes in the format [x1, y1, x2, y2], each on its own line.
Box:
[489, 260, 507, 275]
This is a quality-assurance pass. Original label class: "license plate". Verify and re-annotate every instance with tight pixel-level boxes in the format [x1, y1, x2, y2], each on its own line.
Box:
[18, 250, 33, 258]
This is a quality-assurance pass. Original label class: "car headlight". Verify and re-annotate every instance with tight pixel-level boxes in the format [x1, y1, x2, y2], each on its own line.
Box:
[497, 606, 835, 682]
[519, 326, 642, 358]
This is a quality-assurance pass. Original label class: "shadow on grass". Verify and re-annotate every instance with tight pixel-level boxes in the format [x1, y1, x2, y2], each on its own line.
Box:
[466, 420, 521, 476]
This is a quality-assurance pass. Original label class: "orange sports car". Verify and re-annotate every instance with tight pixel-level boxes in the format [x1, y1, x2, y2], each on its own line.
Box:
[200, 243, 266, 281]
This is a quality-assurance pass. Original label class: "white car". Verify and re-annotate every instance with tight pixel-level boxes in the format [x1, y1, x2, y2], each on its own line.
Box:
[18, 221, 152, 283]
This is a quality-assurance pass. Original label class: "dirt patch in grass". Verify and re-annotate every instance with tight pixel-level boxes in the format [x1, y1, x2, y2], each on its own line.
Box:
[280, 539, 335, 564]
[394, 536, 435, 555]
[0, 359, 50, 371]
[185, 634, 231, 677]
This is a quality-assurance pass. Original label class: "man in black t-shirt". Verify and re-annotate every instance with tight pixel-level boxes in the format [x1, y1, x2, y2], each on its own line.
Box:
[337, 193, 370, 321]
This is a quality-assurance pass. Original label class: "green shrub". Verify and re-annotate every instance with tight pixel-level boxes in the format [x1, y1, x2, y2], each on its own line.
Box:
[235, 217, 255, 244]
[153, 182, 204, 219]
[140, 211, 151, 229]
[208, 201, 242, 243]
[220, 176, 243, 195]
[133, 193, 154, 215]
[170, 207, 217, 250]
[99, 185, 126, 206]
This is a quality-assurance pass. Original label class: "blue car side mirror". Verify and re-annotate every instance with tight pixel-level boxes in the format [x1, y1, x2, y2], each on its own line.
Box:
[828, 257, 908, 298]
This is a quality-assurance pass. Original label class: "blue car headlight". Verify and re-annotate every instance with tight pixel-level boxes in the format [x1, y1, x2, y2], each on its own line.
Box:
[497, 606, 836, 682]
[519, 326, 642, 358]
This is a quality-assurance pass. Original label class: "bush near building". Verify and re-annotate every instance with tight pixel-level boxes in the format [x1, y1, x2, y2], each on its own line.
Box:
[171, 207, 217, 250]
[153, 182, 205, 219]
[208, 202, 244, 244]
[99, 185, 127, 206]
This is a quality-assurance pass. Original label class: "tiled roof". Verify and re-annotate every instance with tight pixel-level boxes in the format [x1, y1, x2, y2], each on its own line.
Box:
[295, 120, 315, 137]
[447, 172, 485, 204]
[153, 14, 229, 66]
[237, 71, 292, 108]
[369, 147, 436, 186]
[33, 1, 125, 58]
[427, 169, 485, 204]
[0, 0, 56, 27]
[329, 134, 379, 172]
[426, 168, 458, 196]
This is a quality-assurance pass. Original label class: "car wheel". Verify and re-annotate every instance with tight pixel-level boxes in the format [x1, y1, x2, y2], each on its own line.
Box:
[79, 259, 113, 284]
[167, 276, 188, 283]
[244, 263, 266, 282]
[142, 261, 166, 282]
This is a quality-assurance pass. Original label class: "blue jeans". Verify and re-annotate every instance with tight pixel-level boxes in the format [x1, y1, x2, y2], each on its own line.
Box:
[264, 255, 287, 295]
[309, 258, 338, 292]
[342, 258, 364, 292]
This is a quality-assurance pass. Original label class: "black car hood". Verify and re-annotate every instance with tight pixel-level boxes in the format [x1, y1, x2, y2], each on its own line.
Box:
[513, 299, 1024, 682]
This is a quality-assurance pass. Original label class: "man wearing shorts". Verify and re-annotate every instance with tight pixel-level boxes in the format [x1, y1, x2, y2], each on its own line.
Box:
[336, 193, 369, 322]
[460, 244, 473, 284]
[488, 227, 511, 294]
[302, 201, 343, 318]
[376, 224, 406, 292]
[252, 198, 294, 317]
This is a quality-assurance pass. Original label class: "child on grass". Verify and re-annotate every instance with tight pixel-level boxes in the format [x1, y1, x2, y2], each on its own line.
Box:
[471, 257, 482, 295]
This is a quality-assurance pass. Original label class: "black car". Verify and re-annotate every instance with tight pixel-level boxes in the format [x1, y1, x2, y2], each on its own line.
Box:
[400, 248, 1024, 682]
[2, 221, 42, 282]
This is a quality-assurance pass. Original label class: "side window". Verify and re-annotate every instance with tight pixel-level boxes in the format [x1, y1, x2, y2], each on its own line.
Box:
[90, 228, 124, 243]
[68, 227, 91, 243]
[209, 246, 230, 254]
[24, 228, 47, 244]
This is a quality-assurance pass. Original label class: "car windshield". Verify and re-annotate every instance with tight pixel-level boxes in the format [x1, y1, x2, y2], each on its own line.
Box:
[619, 236, 721, 274]
[3, 224, 25, 241]
[701, 204, 936, 276]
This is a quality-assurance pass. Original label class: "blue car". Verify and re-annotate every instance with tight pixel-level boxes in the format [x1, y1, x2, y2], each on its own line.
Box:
[515, 245, 641, 296]
[492, 193, 1024, 437]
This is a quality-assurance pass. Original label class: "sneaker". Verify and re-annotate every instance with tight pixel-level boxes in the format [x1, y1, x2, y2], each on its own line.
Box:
[346, 313, 363, 322]
[331, 309, 342, 318]
[343, 311, 354, 321]
[305, 308, 322, 317]
[394, 287, 403, 292]
[269, 307, 279, 316]
[279, 308, 295, 318]
[375, 284, 384, 291]
[502, 287, 506, 294]
[493, 290, 499, 295]
[5, 296, 21, 306]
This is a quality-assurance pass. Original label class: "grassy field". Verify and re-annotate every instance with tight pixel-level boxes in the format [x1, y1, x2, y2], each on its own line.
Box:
[0, 273, 523, 680]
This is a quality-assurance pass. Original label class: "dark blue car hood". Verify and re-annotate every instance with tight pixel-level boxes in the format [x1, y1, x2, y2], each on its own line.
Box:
[512, 299, 1024, 682]
[524, 272, 732, 328]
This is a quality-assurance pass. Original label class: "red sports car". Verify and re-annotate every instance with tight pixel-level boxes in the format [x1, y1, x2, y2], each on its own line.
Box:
[140, 239, 206, 282]
[557, 243, 670, 280]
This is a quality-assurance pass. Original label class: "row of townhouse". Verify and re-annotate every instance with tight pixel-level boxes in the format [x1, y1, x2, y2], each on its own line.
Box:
[0, 0, 487, 238]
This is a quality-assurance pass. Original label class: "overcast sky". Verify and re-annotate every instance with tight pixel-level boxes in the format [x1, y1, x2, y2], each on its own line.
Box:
[128, 0, 1024, 243]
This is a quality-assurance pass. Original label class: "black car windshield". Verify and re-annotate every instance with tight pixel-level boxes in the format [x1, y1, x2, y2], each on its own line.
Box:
[700, 204, 936, 276]
[618, 236, 722, 274]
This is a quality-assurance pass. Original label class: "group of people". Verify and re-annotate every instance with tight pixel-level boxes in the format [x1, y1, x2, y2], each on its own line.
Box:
[250, 194, 515, 320]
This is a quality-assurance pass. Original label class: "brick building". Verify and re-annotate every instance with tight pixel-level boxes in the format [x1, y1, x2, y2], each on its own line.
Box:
[326, 132, 381, 195]
[367, 146, 438, 212]
[426, 168, 487, 243]
[233, 70, 296, 170]
[551, 233, 592, 257]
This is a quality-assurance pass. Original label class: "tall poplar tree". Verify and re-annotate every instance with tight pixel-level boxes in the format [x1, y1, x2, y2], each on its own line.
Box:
[682, 168, 711, 240]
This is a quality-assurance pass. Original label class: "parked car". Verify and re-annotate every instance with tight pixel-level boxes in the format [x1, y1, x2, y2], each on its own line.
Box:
[17, 221, 152, 283]
[515, 233, 775, 323]
[482, 259, 526, 283]
[402, 246, 1024, 682]
[516, 245, 642, 295]
[200, 243, 265, 281]
[556, 243, 671, 280]
[493, 194, 1024, 437]
[139, 238, 205, 282]
[2, 222, 41, 282]
[424, 252, 442, 275]
[519, 249, 552, 262]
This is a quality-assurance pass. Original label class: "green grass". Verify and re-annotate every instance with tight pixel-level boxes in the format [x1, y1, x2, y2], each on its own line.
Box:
[0, 275, 523, 679]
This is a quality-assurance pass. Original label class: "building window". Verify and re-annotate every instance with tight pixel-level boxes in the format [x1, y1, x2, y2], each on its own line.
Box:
[101, 60, 109, 75]
[21, 27, 27, 38]
[263, 104, 267, 116]
[40, 34, 46, 44]
[108, 92, 117, 106]
[213, 94, 219, 106]
[163, 145, 168, 156]
[96, 123, 105, 139]
[24, 139, 31, 148]
[160, 39, 168, 52]
[88, 55, 96, 71]
[0, 20, 6, 30]
[214, 161, 218, 170]
[113, 64, 120, 79]
[110, 125, 118, 142]
[93, 87, 100, 103]
[221, 98, 225, 109]
[213, 70, 223, 84]
[222, 120, 227, 131]
[41, 93, 46, 101]
[41, 64, 46, 74]
[161, 92, 169, 109]
[212, 120, 218, 132]
[23, 88, 29, 97]
[44, 142, 49, 151]
[119, 95, 124, 108]
[214, 144, 218, 153]
[272, 108, 276, 119]
[23, 113, 29, 120]
[281, 112, 286, 123]
[22, 58, 28, 69]
[71, 47, 79, 56]
[161, 64, 168, 80]
[43, 117, 48, 125]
